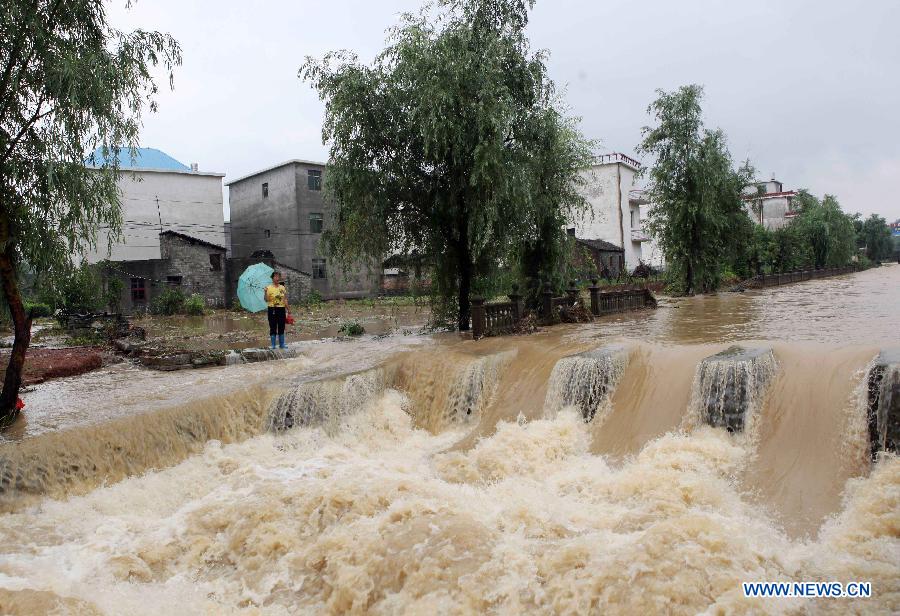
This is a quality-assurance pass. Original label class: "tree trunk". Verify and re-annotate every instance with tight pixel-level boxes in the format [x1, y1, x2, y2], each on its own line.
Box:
[456, 203, 472, 331]
[457, 255, 472, 331]
[0, 244, 30, 427]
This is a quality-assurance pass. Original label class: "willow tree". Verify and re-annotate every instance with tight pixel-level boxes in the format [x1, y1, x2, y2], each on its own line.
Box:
[301, 0, 591, 329]
[791, 191, 855, 268]
[0, 1, 180, 425]
[638, 85, 753, 294]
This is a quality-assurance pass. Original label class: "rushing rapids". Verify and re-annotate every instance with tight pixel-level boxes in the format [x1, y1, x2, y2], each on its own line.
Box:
[0, 265, 897, 614]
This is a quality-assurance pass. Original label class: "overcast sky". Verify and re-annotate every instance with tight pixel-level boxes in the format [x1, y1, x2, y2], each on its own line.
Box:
[107, 0, 900, 222]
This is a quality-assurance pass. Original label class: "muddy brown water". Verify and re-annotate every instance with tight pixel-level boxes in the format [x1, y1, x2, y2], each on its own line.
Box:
[0, 265, 897, 614]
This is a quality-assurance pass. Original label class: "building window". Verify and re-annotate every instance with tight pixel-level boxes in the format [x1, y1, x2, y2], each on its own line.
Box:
[630, 209, 637, 229]
[262, 182, 269, 198]
[309, 212, 323, 233]
[312, 258, 327, 279]
[130, 278, 146, 301]
[307, 169, 322, 191]
[167, 275, 183, 287]
[209, 253, 222, 272]
[264, 229, 271, 239]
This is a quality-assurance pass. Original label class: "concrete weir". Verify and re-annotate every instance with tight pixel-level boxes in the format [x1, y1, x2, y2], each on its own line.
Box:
[545, 345, 630, 421]
[694, 346, 777, 433]
[867, 349, 900, 458]
[267, 369, 386, 432]
[267, 350, 512, 433]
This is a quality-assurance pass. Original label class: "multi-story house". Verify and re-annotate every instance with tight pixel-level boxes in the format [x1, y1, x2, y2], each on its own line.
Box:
[84, 147, 226, 262]
[226, 160, 379, 299]
[743, 174, 798, 230]
[572, 153, 652, 273]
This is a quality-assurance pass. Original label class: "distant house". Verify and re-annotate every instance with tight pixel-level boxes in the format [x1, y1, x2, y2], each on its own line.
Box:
[102, 230, 229, 312]
[571, 153, 653, 273]
[743, 174, 798, 230]
[102, 230, 311, 313]
[570, 231, 626, 278]
[226, 159, 380, 299]
[84, 147, 226, 262]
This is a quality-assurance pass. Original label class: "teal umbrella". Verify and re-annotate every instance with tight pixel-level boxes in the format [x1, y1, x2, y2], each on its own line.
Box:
[237, 262, 274, 312]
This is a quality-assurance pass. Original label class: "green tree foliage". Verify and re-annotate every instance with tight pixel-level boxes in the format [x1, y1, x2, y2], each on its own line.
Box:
[790, 191, 855, 268]
[637, 85, 754, 294]
[0, 1, 180, 423]
[859, 213, 893, 261]
[36, 262, 104, 315]
[301, 0, 592, 329]
[746, 190, 858, 274]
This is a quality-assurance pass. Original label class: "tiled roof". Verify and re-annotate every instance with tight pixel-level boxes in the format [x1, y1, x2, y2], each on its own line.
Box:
[160, 230, 227, 251]
[576, 237, 624, 252]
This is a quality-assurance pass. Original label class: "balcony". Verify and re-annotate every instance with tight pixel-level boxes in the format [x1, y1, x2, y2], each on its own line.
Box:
[594, 152, 642, 170]
[631, 225, 651, 242]
[629, 188, 650, 205]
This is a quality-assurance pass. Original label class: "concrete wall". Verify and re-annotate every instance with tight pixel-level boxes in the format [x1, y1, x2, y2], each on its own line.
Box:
[572, 162, 644, 272]
[761, 196, 793, 230]
[86, 169, 225, 262]
[228, 161, 379, 299]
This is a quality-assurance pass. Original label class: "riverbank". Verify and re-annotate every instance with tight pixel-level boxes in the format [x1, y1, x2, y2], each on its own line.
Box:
[131, 295, 431, 352]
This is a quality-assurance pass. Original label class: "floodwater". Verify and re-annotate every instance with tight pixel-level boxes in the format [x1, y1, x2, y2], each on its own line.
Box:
[0, 266, 898, 614]
[593, 263, 899, 344]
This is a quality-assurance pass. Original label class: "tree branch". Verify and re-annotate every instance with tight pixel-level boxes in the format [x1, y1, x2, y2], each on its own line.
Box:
[0, 95, 52, 166]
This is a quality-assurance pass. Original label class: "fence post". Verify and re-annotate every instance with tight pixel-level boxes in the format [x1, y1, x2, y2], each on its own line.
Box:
[589, 278, 599, 316]
[508, 284, 523, 323]
[471, 297, 485, 340]
[541, 285, 553, 321]
[566, 280, 579, 303]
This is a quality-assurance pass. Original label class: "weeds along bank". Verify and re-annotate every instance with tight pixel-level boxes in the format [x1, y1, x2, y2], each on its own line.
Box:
[0, 392, 896, 615]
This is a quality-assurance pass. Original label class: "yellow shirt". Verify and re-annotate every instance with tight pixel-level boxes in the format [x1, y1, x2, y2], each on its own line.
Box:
[265, 284, 287, 308]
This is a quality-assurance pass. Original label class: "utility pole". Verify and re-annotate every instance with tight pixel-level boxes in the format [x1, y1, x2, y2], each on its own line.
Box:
[155, 196, 163, 234]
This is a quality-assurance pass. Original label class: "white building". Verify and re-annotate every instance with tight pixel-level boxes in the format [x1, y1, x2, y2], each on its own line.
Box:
[743, 174, 798, 230]
[572, 153, 652, 272]
[84, 147, 226, 262]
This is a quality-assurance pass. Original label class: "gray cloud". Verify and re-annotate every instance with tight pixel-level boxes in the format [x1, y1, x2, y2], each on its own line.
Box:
[108, 0, 900, 221]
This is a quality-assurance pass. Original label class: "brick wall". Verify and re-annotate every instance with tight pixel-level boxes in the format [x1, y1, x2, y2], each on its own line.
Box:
[159, 232, 227, 306]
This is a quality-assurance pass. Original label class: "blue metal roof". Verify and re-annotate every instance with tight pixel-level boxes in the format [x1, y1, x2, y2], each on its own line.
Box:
[86, 147, 190, 171]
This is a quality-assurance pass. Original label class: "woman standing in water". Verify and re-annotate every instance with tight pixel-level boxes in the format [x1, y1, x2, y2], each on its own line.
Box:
[265, 271, 289, 349]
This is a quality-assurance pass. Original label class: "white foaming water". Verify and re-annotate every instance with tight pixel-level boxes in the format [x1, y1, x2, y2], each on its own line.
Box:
[0, 390, 896, 615]
[544, 345, 630, 422]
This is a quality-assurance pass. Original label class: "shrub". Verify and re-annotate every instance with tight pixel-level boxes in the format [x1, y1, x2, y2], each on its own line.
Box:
[338, 320, 365, 336]
[104, 277, 124, 313]
[184, 293, 206, 316]
[24, 301, 53, 318]
[38, 263, 103, 318]
[150, 288, 185, 315]
[303, 289, 323, 306]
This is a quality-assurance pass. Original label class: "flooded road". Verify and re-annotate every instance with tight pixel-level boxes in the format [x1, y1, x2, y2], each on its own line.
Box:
[0, 266, 897, 614]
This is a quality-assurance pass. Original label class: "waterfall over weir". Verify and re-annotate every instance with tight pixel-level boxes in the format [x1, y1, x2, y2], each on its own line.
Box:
[544, 345, 630, 421]
[267, 350, 514, 434]
[690, 346, 778, 433]
[868, 348, 900, 458]
[266, 369, 387, 433]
